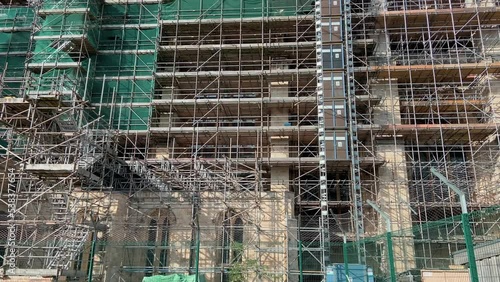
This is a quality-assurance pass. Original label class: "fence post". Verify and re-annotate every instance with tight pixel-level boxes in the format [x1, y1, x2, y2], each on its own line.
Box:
[87, 232, 96, 282]
[343, 234, 350, 282]
[298, 240, 303, 282]
[431, 168, 479, 282]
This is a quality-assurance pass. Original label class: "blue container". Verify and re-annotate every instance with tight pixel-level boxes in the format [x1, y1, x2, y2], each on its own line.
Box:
[326, 264, 374, 282]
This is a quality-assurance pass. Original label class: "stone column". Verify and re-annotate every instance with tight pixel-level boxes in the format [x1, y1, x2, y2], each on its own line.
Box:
[474, 78, 500, 205]
[375, 140, 416, 273]
[478, 29, 500, 62]
[477, 0, 496, 7]
[372, 79, 415, 272]
[372, 79, 401, 125]
[270, 136, 290, 192]
[102, 193, 130, 282]
[154, 138, 177, 159]
[269, 81, 290, 126]
[269, 81, 290, 192]
[371, 0, 388, 11]
[265, 79, 293, 280]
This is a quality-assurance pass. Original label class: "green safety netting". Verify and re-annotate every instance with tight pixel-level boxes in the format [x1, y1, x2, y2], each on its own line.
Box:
[0, 135, 7, 148]
[142, 274, 206, 282]
[92, 0, 314, 131]
[92, 53, 154, 130]
[101, 0, 312, 23]
[99, 105, 151, 130]
[41, 0, 102, 17]
[94, 54, 155, 76]
[90, 79, 153, 104]
[32, 40, 78, 64]
[36, 14, 98, 47]
[0, 56, 26, 97]
[159, 0, 313, 20]
[0, 7, 34, 28]
[0, 57, 25, 74]
[26, 69, 85, 98]
[102, 4, 160, 25]
[0, 32, 30, 53]
[98, 28, 157, 51]
[92, 16, 156, 132]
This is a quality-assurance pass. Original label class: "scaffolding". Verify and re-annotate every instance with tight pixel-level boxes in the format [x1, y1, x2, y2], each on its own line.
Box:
[0, 0, 499, 281]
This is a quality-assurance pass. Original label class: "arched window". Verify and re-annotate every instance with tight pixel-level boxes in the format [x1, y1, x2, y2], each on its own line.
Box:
[72, 211, 109, 277]
[144, 209, 174, 275]
[233, 217, 243, 263]
[216, 211, 244, 282]
[159, 217, 170, 268]
[145, 219, 157, 274]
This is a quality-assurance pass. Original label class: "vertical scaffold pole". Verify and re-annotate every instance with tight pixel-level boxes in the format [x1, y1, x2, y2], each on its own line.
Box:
[343, 0, 365, 265]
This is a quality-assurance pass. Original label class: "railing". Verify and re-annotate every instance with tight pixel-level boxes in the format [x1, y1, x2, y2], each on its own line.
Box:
[153, 89, 317, 100]
[147, 144, 321, 160]
[383, 0, 498, 11]
[26, 70, 85, 98]
[150, 115, 318, 128]
[159, 3, 314, 21]
[98, 37, 156, 51]
[25, 143, 80, 166]
[160, 31, 316, 46]
[0, 38, 30, 53]
[40, 0, 103, 17]
[365, 52, 482, 67]
[155, 58, 317, 73]
[94, 61, 155, 77]
[0, 7, 34, 29]
[35, 21, 99, 41]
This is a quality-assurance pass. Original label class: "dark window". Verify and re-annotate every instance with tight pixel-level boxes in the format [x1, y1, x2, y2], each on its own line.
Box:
[159, 217, 170, 268]
[145, 219, 157, 275]
[323, 52, 333, 69]
[217, 212, 244, 282]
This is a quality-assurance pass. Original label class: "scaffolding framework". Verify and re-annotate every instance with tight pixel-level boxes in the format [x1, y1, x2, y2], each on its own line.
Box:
[0, 0, 499, 281]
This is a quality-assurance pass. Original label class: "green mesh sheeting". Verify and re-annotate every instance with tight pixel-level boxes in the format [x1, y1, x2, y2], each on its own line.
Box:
[91, 79, 153, 104]
[98, 28, 157, 51]
[91, 78, 153, 130]
[98, 107, 151, 130]
[32, 40, 77, 64]
[0, 56, 26, 97]
[36, 14, 99, 47]
[26, 69, 85, 98]
[92, 0, 312, 131]
[102, 4, 159, 25]
[0, 56, 25, 77]
[94, 54, 155, 77]
[41, 0, 102, 17]
[0, 31, 30, 53]
[0, 133, 7, 154]
[142, 274, 206, 282]
[0, 7, 34, 29]
[92, 53, 155, 131]
[160, 0, 313, 20]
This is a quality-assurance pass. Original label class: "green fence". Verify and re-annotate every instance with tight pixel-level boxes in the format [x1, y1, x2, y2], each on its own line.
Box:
[341, 206, 500, 282]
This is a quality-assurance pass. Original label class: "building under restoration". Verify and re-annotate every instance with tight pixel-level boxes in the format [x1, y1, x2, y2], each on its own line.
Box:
[0, 0, 499, 281]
